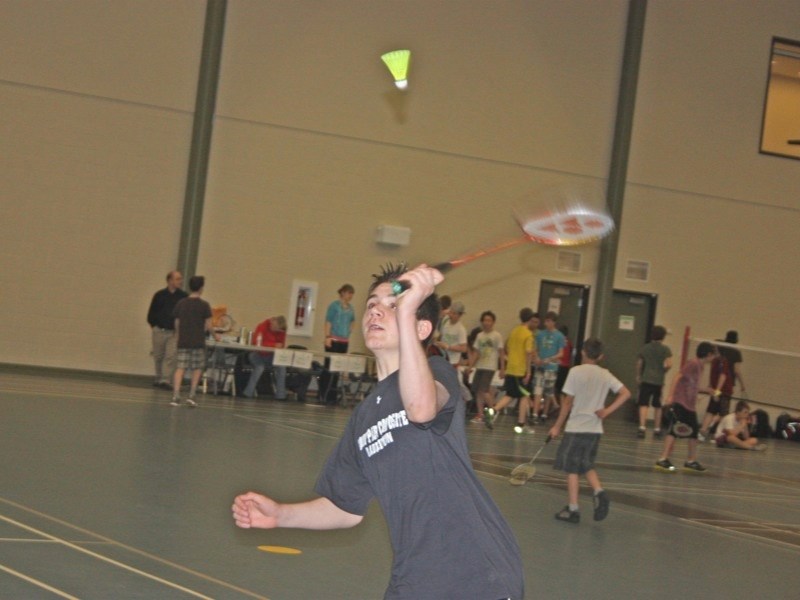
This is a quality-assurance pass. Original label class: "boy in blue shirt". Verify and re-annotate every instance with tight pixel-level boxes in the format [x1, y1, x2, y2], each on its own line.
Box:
[533, 311, 566, 422]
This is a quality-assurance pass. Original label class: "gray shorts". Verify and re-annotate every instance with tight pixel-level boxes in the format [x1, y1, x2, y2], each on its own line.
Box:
[534, 368, 557, 397]
[471, 369, 495, 394]
[176, 348, 206, 370]
[553, 432, 601, 475]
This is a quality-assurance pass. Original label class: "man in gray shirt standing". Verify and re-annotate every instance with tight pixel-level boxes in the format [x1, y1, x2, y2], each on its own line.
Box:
[636, 325, 673, 438]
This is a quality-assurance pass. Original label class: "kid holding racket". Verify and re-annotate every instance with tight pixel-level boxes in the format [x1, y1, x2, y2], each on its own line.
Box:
[233, 264, 524, 600]
[654, 341, 718, 473]
[547, 338, 630, 524]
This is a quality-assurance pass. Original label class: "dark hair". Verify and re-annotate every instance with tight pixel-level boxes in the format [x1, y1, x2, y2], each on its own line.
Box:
[188, 275, 205, 292]
[696, 341, 716, 358]
[583, 337, 604, 360]
[734, 400, 750, 413]
[725, 330, 738, 344]
[338, 284, 354, 295]
[467, 326, 481, 349]
[480, 310, 496, 322]
[544, 311, 559, 322]
[369, 263, 440, 345]
[519, 307, 534, 323]
[440, 295, 452, 310]
[651, 325, 667, 341]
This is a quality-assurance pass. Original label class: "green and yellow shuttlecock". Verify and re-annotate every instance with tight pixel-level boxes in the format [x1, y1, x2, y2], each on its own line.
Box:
[381, 49, 411, 89]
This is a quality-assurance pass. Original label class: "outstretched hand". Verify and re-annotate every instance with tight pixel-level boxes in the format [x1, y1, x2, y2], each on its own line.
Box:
[232, 492, 280, 529]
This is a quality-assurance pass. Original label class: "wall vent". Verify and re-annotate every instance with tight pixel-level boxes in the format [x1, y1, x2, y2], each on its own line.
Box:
[625, 259, 650, 281]
[556, 250, 582, 273]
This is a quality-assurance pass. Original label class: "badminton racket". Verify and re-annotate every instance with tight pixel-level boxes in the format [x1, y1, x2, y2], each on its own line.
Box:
[391, 206, 614, 295]
[665, 406, 693, 438]
[509, 435, 552, 486]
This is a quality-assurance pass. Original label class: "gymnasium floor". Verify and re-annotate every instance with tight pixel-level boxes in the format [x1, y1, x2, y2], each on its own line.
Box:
[2, 368, 799, 599]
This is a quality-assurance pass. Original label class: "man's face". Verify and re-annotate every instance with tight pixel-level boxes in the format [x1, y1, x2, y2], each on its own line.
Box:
[341, 290, 354, 304]
[545, 318, 556, 330]
[168, 272, 183, 290]
[481, 316, 494, 331]
[449, 310, 462, 323]
[362, 283, 399, 351]
[528, 317, 540, 331]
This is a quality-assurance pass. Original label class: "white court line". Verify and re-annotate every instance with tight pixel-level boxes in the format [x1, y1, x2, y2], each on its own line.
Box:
[0, 498, 269, 600]
[233, 413, 342, 439]
[0, 564, 80, 599]
[680, 517, 800, 553]
[0, 514, 215, 600]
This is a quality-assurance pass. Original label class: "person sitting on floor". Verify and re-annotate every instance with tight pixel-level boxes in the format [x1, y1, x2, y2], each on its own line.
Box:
[715, 400, 766, 451]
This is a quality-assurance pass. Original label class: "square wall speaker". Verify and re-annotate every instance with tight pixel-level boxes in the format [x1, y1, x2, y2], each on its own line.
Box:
[376, 225, 411, 246]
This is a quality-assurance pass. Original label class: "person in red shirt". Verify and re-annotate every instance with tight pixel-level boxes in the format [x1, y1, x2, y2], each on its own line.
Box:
[242, 316, 287, 399]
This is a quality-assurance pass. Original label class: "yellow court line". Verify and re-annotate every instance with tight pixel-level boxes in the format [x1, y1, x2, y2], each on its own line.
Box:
[0, 563, 80, 600]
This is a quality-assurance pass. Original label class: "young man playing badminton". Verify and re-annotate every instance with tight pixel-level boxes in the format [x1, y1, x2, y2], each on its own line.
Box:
[232, 263, 524, 600]
[654, 341, 718, 473]
[547, 338, 630, 524]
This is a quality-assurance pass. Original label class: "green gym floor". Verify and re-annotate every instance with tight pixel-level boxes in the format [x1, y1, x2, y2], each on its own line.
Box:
[2, 368, 799, 599]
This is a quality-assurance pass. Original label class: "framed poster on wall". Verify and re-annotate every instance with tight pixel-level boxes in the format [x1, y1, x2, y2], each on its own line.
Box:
[287, 280, 318, 337]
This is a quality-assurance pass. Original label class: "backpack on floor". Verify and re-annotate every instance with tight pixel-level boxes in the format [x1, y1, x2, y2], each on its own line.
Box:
[774, 412, 800, 441]
[749, 409, 772, 438]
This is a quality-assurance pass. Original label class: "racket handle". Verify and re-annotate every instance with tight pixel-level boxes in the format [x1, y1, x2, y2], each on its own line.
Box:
[389, 262, 454, 295]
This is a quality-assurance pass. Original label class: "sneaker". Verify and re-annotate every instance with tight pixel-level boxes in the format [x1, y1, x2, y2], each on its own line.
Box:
[555, 506, 580, 524]
[697, 431, 707, 443]
[185, 397, 197, 408]
[637, 428, 646, 439]
[513, 424, 535, 434]
[593, 491, 610, 521]
[470, 415, 483, 424]
[655, 458, 677, 473]
[683, 460, 706, 473]
[170, 397, 181, 406]
[484, 407, 495, 430]
[753, 443, 767, 451]
[653, 429, 663, 439]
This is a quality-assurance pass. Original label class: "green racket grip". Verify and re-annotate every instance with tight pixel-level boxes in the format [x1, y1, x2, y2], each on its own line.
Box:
[389, 262, 453, 295]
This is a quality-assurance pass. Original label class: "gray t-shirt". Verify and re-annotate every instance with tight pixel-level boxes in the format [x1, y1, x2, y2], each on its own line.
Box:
[315, 356, 524, 600]
[638, 341, 672, 385]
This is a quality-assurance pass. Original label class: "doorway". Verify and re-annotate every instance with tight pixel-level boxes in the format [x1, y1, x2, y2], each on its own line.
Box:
[537, 280, 590, 366]
[599, 290, 658, 420]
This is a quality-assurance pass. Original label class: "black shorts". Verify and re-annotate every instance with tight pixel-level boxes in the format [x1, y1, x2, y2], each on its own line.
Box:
[503, 375, 531, 399]
[665, 403, 699, 439]
[705, 393, 731, 416]
[553, 432, 601, 475]
[637, 382, 663, 408]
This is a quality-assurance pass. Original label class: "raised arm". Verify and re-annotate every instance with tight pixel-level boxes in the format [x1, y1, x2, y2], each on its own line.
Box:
[394, 265, 447, 423]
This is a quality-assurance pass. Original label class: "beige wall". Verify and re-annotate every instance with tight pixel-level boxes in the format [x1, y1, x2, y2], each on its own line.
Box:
[1, 1, 798, 405]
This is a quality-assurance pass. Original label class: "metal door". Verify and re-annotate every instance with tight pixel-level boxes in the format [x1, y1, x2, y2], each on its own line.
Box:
[537, 281, 590, 365]
[600, 290, 658, 420]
